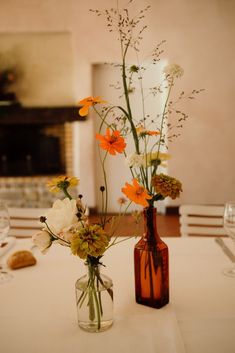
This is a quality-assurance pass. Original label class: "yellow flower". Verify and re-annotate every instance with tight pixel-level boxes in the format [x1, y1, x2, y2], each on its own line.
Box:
[144, 152, 171, 167]
[78, 96, 107, 116]
[151, 173, 182, 200]
[47, 176, 79, 193]
[71, 224, 111, 259]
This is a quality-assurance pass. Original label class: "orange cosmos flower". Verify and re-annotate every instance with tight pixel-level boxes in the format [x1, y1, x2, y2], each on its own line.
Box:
[96, 128, 126, 155]
[78, 96, 106, 116]
[121, 179, 152, 207]
[136, 125, 160, 137]
[147, 130, 160, 136]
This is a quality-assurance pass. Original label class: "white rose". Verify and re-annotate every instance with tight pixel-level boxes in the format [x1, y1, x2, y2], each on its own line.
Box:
[32, 230, 52, 254]
[45, 198, 78, 234]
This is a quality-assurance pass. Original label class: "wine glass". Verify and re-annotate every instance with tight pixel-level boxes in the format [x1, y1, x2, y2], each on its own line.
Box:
[223, 201, 235, 277]
[0, 202, 12, 284]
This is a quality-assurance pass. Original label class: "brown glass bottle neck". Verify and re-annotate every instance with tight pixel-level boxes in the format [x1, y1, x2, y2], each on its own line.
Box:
[143, 206, 161, 242]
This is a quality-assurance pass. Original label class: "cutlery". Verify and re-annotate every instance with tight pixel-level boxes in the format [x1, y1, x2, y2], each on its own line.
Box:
[215, 237, 235, 263]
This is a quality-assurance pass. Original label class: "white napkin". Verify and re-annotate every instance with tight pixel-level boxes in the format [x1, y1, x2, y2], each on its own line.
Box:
[0, 237, 16, 258]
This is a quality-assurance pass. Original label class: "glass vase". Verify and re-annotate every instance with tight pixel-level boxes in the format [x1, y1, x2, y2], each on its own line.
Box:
[134, 206, 169, 308]
[75, 263, 113, 332]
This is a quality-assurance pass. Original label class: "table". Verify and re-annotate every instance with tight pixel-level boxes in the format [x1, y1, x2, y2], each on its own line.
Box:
[0, 237, 235, 353]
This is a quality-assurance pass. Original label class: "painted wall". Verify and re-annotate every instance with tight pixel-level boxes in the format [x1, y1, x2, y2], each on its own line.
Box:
[0, 32, 75, 106]
[0, 0, 234, 208]
[93, 62, 168, 213]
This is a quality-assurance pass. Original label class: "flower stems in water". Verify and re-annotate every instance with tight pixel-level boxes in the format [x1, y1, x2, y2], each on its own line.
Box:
[77, 263, 113, 331]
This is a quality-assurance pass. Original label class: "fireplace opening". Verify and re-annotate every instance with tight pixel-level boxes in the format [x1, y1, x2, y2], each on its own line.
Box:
[0, 124, 65, 176]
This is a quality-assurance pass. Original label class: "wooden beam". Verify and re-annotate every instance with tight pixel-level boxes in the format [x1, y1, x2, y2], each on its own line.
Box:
[0, 104, 85, 125]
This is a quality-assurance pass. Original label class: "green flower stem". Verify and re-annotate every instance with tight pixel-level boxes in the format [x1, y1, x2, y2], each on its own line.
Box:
[140, 165, 148, 190]
[78, 290, 88, 308]
[155, 81, 173, 175]
[44, 221, 70, 246]
[88, 265, 102, 329]
[135, 54, 149, 189]
[102, 152, 108, 221]
[117, 107, 148, 188]
[117, 21, 140, 154]
[117, 105, 139, 152]
[123, 150, 135, 179]
[119, 68, 149, 189]
[101, 187, 105, 225]
[108, 201, 132, 238]
[98, 146, 104, 226]
[92, 287, 101, 330]
[88, 288, 95, 321]
[101, 151, 108, 228]
[148, 81, 173, 194]
[93, 105, 110, 132]
[61, 187, 72, 200]
[95, 269, 114, 301]
[96, 275, 103, 316]
[106, 235, 134, 251]
[97, 146, 108, 228]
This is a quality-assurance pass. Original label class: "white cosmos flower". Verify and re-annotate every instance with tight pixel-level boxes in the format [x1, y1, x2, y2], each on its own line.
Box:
[163, 64, 184, 78]
[45, 198, 78, 235]
[125, 153, 144, 168]
[32, 230, 52, 254]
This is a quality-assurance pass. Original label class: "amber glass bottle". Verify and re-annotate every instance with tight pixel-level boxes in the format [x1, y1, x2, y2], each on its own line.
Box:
[134, 206, 169, 308]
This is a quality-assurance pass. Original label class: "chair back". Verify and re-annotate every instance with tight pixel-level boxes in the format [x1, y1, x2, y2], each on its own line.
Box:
[8, 207, 48, 237]
[179, 204, 226, 236]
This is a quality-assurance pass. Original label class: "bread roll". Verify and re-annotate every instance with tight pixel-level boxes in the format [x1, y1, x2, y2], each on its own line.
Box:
[7, 250, 36, 270]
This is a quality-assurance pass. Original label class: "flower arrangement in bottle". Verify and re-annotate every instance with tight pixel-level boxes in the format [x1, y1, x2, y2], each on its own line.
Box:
[78, 0, 203, 308]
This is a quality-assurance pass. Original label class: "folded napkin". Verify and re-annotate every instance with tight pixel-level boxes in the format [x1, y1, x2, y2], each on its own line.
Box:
[0, 237, 16, 258]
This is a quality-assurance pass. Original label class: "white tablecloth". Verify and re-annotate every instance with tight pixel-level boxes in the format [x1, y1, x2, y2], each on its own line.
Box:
[0, 237, 235, 353]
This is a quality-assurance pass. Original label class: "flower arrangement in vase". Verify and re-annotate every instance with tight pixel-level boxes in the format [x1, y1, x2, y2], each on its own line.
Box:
[32, 176, 131, 332]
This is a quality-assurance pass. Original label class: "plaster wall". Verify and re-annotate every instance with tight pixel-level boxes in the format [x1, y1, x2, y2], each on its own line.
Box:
[0, 0, 234, 207]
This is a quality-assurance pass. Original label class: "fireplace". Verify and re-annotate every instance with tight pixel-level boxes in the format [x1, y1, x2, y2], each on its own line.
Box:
[0, 104, 83, 207]
[0, 124, 64, 176]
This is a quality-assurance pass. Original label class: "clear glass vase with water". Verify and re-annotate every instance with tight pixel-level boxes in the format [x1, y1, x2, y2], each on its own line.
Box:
[75, 263, 113, 332]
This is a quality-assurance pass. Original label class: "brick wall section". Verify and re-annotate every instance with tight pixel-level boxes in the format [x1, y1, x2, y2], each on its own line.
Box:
[64, 122, 73, 175]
